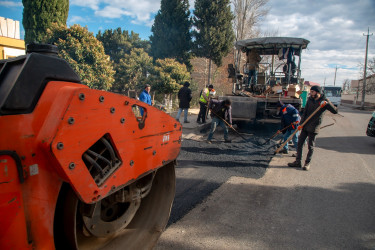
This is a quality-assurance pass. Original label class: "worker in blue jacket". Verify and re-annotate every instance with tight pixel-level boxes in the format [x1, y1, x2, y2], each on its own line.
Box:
[278, 101, 300, 154]
[139, 84, 152, 116]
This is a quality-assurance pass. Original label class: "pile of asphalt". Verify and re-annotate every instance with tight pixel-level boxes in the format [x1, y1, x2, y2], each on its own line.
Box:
[168, 122, 281, 225]
[183, 122, 281, 177]
[178, 135, 274, 179]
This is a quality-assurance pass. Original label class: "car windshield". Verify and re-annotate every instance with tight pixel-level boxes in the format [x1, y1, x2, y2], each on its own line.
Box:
[324, 88, 341, 97]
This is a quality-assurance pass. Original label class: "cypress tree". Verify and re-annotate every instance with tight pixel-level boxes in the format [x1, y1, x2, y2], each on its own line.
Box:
[150, 0, 192, 70]
[193, 0, 235, 67]
[22, 0, 69, 45]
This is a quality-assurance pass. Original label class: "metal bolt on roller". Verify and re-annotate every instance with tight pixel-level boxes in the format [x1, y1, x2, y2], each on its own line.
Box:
[69, 162, 75, 170]
[57, 142, 64, 150]
[79, 93, 85, 100]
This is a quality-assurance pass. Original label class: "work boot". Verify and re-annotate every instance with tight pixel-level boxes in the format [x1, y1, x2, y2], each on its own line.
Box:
[184, 121, 190, 123]
[224, 139, 232, 143]
[288, 161, 301, 168]
[278, 148, 289, 154]
[206, 140, 212, 144]
[197, 120, 202, 124]
[302, 162, 310, 171]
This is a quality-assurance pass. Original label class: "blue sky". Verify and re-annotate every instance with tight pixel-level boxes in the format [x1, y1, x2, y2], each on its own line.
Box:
[0, 0, 163, 39]
[0, 0, 374, 86]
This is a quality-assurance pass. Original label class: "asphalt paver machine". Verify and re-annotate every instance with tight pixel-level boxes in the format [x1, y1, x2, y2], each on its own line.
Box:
[225, 37, 310, 123]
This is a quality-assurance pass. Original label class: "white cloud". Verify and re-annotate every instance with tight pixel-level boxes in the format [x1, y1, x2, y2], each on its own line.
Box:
[95, 6, 133, 19]
[329, 17, 353, 27]
[301, 49, 366, 86]
[71, 0, 160, 25]
[0, 1, 22, 7]
[70, 0, 100, 11]
[189, 0, 194, 9]
[69, 15, 91, 24]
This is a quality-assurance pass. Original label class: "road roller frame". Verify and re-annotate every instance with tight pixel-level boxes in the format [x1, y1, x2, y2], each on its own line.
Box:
[0, 46, 181, 249]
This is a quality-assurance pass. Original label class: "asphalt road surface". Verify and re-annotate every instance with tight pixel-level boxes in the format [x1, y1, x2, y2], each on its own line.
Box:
[155, 104, 375, 250]
[167, 119, 280, 225]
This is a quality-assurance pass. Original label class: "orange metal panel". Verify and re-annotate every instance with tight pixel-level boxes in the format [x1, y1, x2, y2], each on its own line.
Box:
[0, 82, 82, 249]
[50, 87, 182, 203]
[0, 154, 31, 250]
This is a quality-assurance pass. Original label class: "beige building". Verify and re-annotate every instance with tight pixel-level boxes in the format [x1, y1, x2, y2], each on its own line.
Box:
[0, 17, 25, 59]
[351, 75, 375, 93]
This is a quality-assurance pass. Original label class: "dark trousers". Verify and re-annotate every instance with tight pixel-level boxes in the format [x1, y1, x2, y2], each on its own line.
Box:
[197, 102, 207, 122]
[296, 130, 317, 164]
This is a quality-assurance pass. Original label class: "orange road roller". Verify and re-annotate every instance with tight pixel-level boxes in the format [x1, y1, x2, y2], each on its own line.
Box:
[0, 44, 181, 249]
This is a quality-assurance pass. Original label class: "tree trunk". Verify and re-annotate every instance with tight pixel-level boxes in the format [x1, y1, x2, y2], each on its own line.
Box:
[207, 59, 212, 85]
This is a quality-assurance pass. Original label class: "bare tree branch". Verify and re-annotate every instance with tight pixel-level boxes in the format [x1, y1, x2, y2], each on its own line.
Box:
[232, 0, 269, 41]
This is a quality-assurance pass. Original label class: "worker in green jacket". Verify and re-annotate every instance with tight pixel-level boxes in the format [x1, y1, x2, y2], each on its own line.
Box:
[197, 84, 213, 124]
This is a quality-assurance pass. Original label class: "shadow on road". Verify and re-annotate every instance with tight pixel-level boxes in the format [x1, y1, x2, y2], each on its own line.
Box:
[340, 105, 375, 114]
[316, 136, 375, 155]
[178, 159, 269, 169]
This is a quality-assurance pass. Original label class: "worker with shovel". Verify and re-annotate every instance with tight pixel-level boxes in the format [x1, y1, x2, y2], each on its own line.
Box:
[288, 85, 338, 170]
[277, 101, 301, 154]
[206, 98, 233, 144]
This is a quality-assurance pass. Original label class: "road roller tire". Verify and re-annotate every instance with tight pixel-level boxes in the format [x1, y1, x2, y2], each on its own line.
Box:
[54, 161, 176, 250]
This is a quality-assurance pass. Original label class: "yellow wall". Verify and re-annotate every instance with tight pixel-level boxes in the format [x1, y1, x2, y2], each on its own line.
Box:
[0, 36, 25, 59]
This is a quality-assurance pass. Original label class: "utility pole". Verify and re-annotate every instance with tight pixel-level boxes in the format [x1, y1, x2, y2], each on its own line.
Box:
[333, 65, 338, 86]
[361, 27, 373, 109]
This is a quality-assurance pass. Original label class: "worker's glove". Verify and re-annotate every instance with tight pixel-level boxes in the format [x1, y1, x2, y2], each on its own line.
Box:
[293, 121, 299, 125]
[320, 101, 327, 107]
[297, 125, 303, 130]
